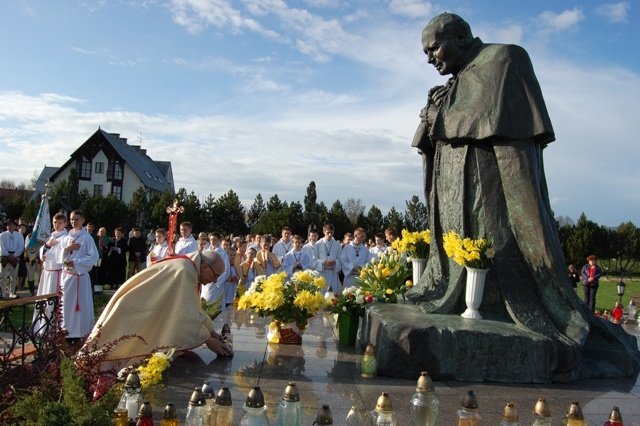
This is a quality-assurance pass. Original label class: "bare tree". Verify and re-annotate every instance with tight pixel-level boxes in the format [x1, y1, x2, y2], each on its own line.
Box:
[556, 215, 575, 227]
[29, 170, 39, 189]
[0, 178, 31, 191]
[0, 179, 16, 189]
[344, 197, 365, 226]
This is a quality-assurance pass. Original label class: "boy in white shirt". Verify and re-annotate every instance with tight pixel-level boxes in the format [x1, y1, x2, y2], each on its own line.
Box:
[282, 235, 312, 276]
[302, 229, 318, 270]
[174, 221, 198, 255]
[147, 228, 168, 264]
[369, 232, 388, 261]
[33, 213, 68, 331]
[272, 226, 293, 263]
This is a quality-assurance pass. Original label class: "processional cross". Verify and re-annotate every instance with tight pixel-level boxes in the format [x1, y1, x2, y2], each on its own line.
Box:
[166, 199, 184, 256]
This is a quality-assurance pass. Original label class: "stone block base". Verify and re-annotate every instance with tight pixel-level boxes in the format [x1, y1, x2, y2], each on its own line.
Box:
[362, 303, 639, 383]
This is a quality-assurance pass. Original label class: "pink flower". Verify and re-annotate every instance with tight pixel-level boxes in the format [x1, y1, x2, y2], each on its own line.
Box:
[365, 295, 374, 303]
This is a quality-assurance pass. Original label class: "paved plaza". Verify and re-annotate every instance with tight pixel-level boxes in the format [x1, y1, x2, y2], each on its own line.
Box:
[135, 303, 640, 425]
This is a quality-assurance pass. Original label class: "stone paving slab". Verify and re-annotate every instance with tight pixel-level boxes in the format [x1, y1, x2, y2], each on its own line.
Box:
[135, 305, 640, 425]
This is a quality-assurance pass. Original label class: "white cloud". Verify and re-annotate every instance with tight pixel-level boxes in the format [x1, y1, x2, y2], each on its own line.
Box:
[538, 7, 585, 32]
[595, 2, 629, 23]
[301, 0, 341, 8]
[71, 46, 96, 55]
[79, 0, 107, 14]
[476, 23, 523, 45]
[108, 58, 148, 67]
[169, 0, 284, 41]
[387, 0, 433, 19]
[242, 74, 291, 93]
[533, 56, 640, 225]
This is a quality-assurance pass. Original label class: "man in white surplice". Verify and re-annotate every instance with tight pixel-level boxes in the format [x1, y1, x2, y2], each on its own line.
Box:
[301, 229, 318, 270]
[272, 226, 293, 263]
[56, 210, 99, 339]
[340, 227, 374, 288]
[313, 224, 342, 293]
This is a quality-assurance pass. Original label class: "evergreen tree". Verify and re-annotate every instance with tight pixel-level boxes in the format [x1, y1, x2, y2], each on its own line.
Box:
[327, 200, 351, 239]
[49, 167, 81, 211]
[566, 213, 601, 264]
[557, 223, 574, 263]
[21, 199, 40, 223]
[385, 206, 404, 232]
[150, 190, 178, 230]
[287, 200, 305, 236]
[404, 195, 427, 231]
[613, 222, 640, 276]
[2, 195, 27, 220]
[266, 193, 285, 211]
[213, 190, 247, 236]
[176, 188, 204, 232]
[303, 181, 319, 230]
[315, 201, 330, 229]
[202, 194, 217, 230]
[247, 193, 266, 231]
[80, 194, 129, 232]
[365, 205, 385, 235]
[128, 186, 152, 230]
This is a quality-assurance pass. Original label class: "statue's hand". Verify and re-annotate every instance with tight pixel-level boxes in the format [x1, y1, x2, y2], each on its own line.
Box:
[428, 85, 448, 107]
[419, 107, 428, 122]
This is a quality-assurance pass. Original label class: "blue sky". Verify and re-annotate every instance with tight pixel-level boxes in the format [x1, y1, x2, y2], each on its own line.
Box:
[0, 0, 638, 227]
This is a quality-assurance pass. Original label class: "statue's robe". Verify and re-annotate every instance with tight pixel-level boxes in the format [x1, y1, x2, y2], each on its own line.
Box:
[408, 38, 637, 375]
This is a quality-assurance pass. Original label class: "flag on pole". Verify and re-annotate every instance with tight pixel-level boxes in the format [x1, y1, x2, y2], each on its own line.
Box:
[26, 194, 51, 261]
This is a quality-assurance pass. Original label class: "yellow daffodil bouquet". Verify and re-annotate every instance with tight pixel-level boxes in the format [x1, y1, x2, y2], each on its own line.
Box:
[137, 347, 175, 388]
[442, 231, 495, 269]
[392, 229, 431, 260]
[237, 270, 328, 329]
[356, 249, 411, 302]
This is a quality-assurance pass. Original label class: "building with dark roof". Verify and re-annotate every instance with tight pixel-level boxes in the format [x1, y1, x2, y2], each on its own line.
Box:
[33, 128, 174, 204]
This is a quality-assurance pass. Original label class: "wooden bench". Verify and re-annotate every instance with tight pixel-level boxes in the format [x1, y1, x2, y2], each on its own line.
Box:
[1, 343, 37, 364]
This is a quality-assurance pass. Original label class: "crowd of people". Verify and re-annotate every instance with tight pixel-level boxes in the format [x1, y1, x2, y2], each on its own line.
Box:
[78, 222, 407, 370]
[1, 214, 405, 360]
[1, 212, 610, 367]
[0, 218, 40, 299]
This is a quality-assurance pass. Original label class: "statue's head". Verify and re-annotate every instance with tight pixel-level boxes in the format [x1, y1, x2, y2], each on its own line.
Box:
[422, 13, 474, 76]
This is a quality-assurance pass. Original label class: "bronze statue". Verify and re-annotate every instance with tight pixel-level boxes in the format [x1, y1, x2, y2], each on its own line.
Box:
[399, 13, 639, 380]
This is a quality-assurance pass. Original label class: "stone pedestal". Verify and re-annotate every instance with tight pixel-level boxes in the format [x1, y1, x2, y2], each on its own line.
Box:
[362, 303, 640, 383]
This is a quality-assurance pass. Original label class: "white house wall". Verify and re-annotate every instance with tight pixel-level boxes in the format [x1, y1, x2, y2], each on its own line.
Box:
[122, 162, 144, 203]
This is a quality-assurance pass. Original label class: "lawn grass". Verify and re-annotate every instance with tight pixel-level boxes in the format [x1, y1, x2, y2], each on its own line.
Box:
[4, 292, 112, 329]
[578, 278, 640, 313]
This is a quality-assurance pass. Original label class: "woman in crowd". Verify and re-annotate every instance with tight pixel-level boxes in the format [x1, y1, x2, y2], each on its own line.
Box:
[568, 264, 580, 293]
[107, 227, 128, 289]
[581, 255, 603, 312]
[96, 227, 111, 289]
